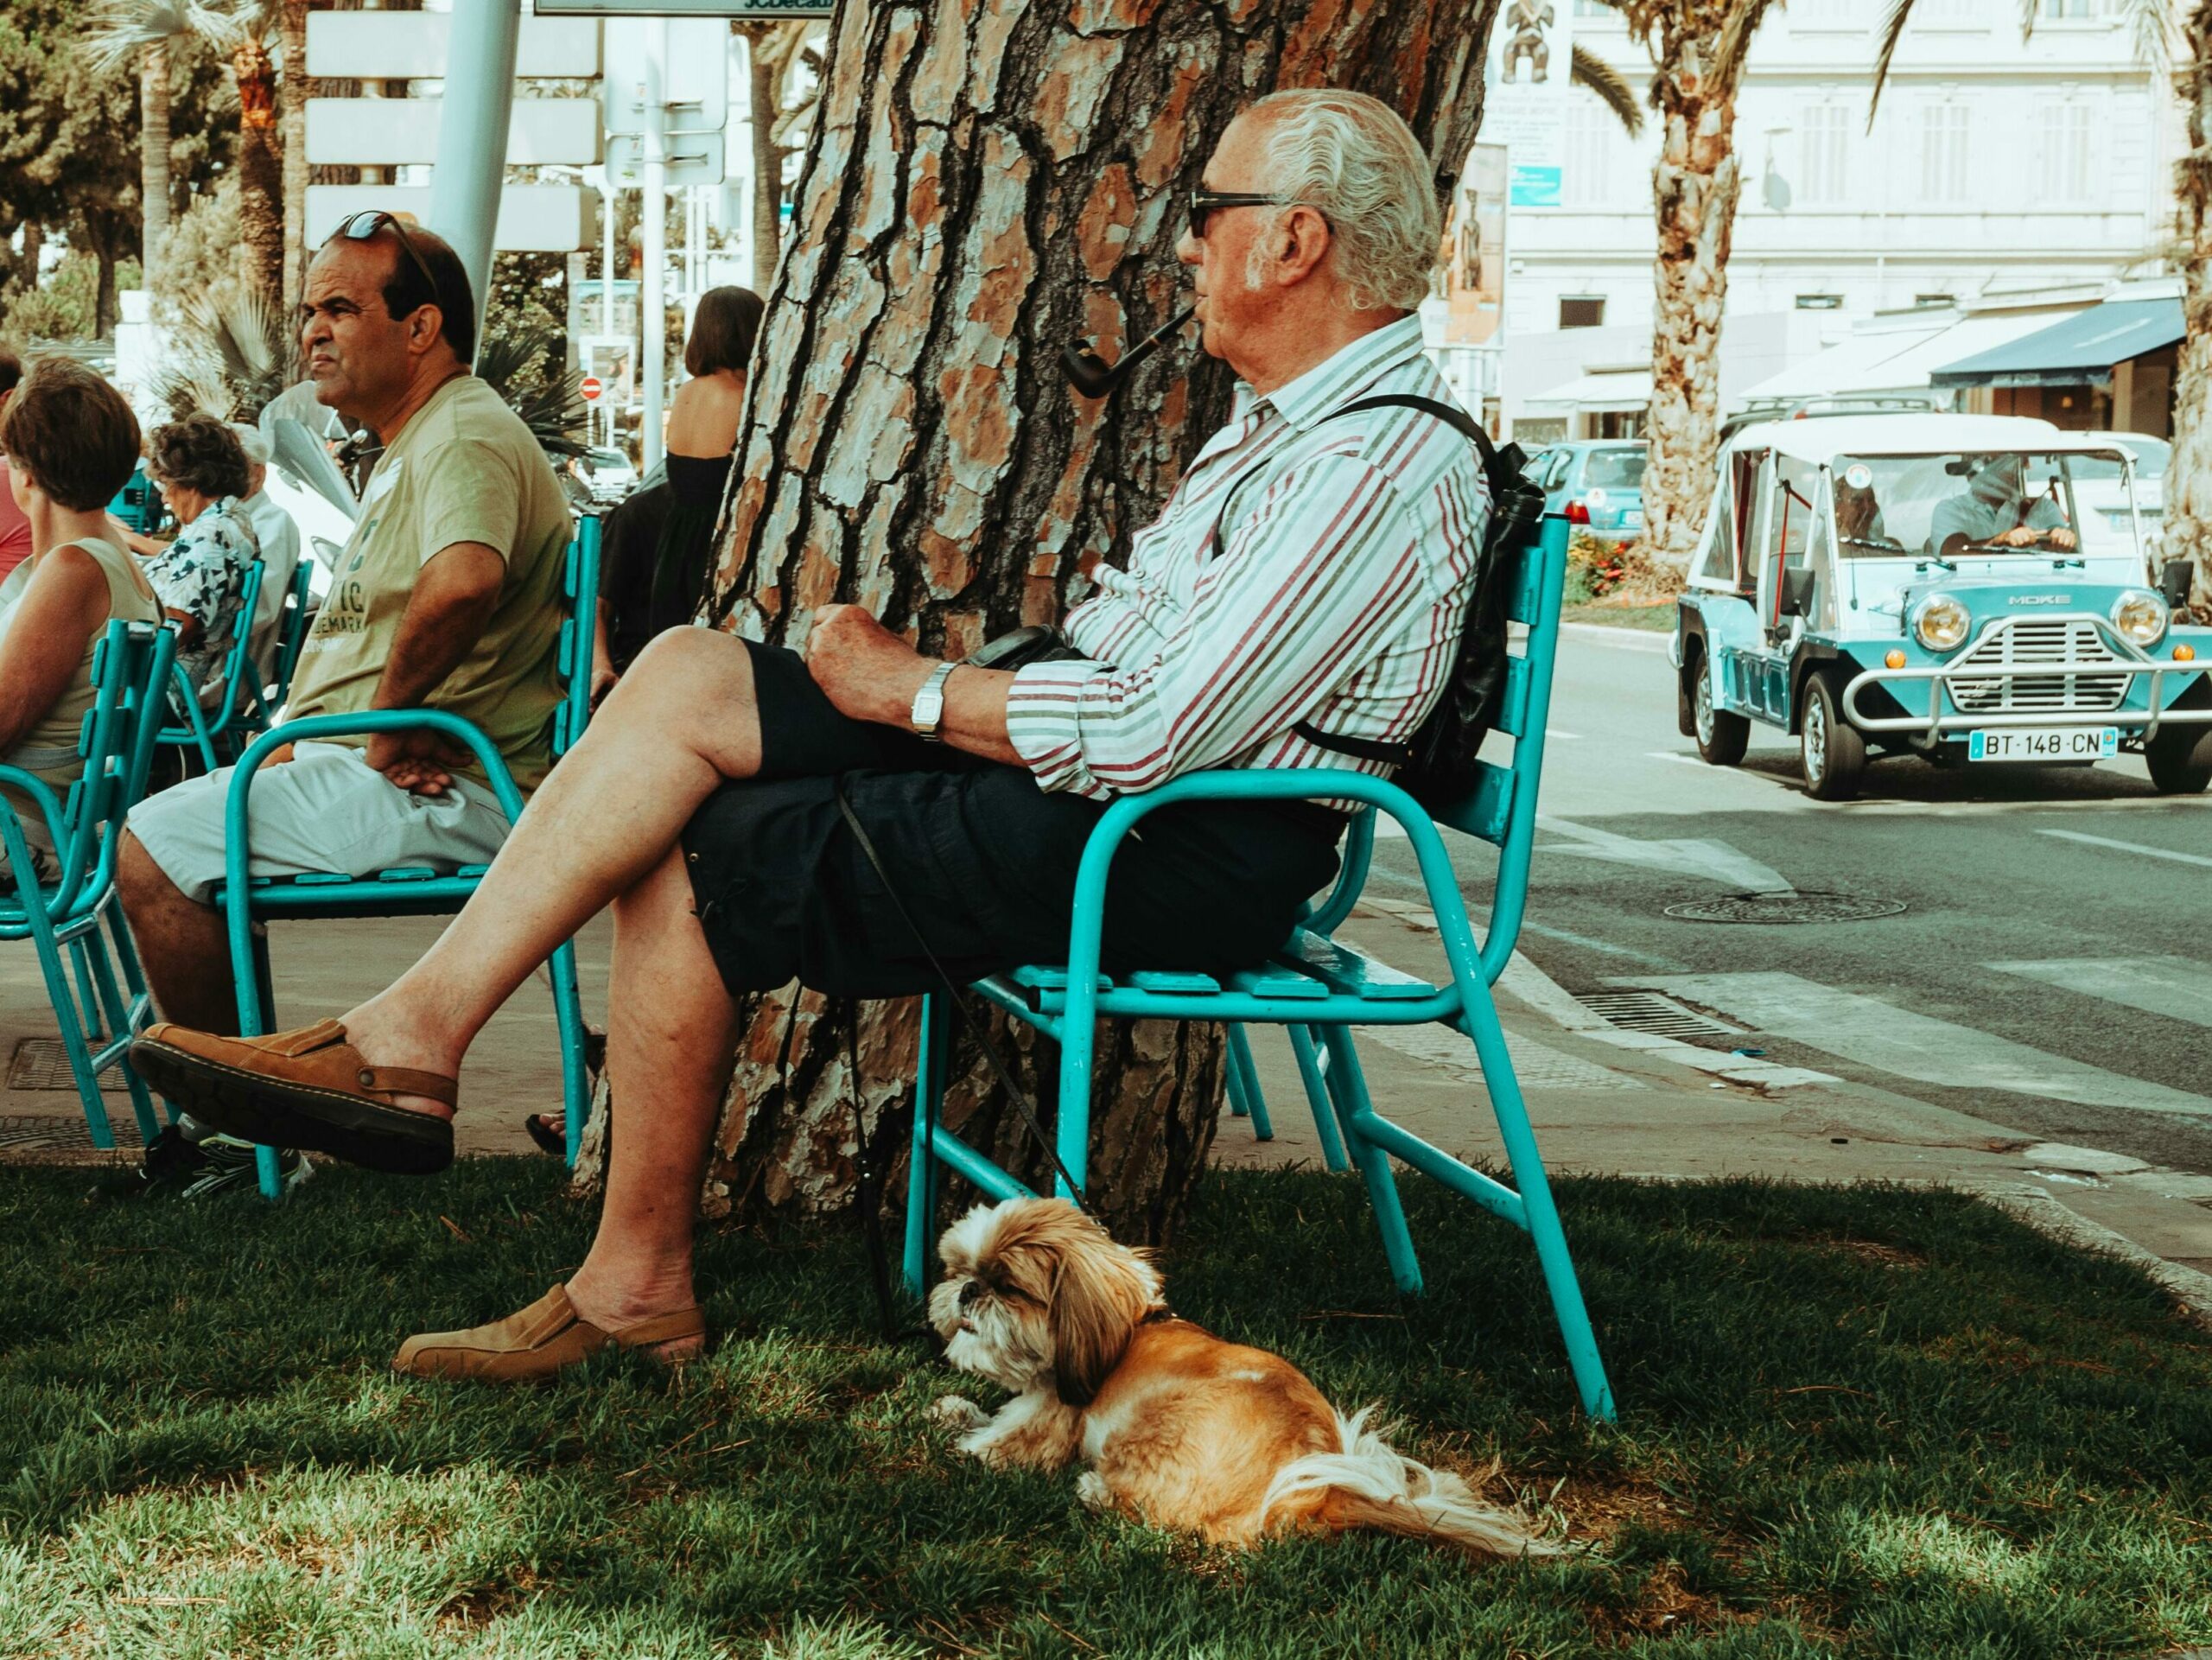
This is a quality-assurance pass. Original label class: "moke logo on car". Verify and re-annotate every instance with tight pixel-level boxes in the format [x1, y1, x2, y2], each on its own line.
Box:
[2007, 595, 2073, 605]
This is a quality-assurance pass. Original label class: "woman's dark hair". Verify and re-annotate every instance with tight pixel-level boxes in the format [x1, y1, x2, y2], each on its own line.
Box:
[0, 357, 141, 512]
[0, 347, 22, 399]
[147, 412, 251, 501]
[684, 286, 765, 378]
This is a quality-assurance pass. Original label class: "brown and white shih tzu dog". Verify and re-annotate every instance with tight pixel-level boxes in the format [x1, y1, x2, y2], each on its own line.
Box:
[927, 1196, 1558, 1557]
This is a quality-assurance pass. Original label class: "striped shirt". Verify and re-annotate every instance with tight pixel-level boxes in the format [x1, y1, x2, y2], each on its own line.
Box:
[1004, 316, 1491, 801]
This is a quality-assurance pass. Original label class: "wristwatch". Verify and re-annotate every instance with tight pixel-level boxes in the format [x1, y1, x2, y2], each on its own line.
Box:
[909, 660, 958, 741]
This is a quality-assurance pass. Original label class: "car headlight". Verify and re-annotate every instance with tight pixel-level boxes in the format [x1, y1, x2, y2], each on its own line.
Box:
[1911, 594, 1971, 652]
[2111, 588, 2169, 647]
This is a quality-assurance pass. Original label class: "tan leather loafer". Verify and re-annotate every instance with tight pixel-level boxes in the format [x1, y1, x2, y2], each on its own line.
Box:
[130, 1019, 456, 1174]
[392, 1286, 706, 1383]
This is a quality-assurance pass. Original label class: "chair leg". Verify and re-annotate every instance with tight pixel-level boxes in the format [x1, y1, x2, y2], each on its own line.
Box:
[103, 907, 172, 1127]
[1319, 1025, 1423, 1294]
[1286, 1023, 1350, 1173]
[32, 919, 117, 1148]
[903, 992, 951, 1299]
[546, 940, 588, 1166]
[81, 924, 160, 1145]
[1457, 988, 1616, 1421]
[1224, 1024, 1273, 1141]
[235, 929, 285, 1202]
[1224, 1033, 1249, 1119]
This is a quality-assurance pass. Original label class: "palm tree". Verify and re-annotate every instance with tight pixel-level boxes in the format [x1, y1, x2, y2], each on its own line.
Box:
[1869, 0, 2196, 604]
[1594, 0, 1783, 571]
[276, 0, 307, 314]
[82, 0, 199, 285]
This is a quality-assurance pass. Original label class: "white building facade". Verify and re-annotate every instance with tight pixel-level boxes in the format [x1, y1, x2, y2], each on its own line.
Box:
[1493, 0, 2184, 439]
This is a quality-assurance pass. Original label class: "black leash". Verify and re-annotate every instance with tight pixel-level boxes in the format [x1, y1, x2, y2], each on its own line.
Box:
[842, 1008, 913, 1346]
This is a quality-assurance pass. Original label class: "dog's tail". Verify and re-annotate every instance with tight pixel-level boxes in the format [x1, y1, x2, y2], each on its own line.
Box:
[1259, 1407, 1562, 1559]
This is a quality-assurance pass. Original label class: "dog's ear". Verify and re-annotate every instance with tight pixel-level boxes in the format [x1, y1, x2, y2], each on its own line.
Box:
[1046, 1234, 1155, 1408]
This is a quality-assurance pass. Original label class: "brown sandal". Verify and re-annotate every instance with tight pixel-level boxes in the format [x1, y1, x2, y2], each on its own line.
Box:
[130, 1018, 457, 1175]
[392, 1286, 706, 1382]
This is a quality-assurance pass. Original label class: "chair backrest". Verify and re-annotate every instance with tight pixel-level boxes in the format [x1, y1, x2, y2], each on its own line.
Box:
[194, 560, 266, 728]
[551, 512, 605, 760]
[267, 556, 317, 706]
[43, 622, 175, 918]
[1300, 515, 1567, 981]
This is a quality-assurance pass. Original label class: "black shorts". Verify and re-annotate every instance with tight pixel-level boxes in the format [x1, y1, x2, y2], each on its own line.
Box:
[678, 642, 1344, 998]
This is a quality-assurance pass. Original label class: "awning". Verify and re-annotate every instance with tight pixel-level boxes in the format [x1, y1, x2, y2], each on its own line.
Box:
[1734, 318, 1955, 402]
[1929, 296, 2183, 389]
[1524, 369, 1651, 411]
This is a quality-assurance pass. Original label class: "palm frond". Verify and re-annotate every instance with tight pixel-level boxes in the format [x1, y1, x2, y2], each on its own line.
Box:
[1713, 0, 1777, 96]
[474, 321, 590, 461]
[79, 0, 200, 72]
[149, 285, 296, 422]
[1868, 0, 1916, 127]
[1569, 43, 1644, 137]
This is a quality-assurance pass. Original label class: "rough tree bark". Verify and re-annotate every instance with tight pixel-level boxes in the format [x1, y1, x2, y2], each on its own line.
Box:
[277, 0, 309, 314]
[233, 36, 287, 302]
[601, 0, 1501, 1243]
[2168, 0, 2212, 613]
[137, 41, 172, 284]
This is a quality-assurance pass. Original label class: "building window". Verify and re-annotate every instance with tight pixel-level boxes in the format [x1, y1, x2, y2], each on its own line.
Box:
[1791, 0, 1866, 22]
[1560, 296, 1606, 328]
[1920, 103, 1971, 204]
[1915, 291, 1955, 305]
[1572, 0, 1613, 16]
[2039, 0, 2090, 16]
[1564, 99, 1641, 208]
[1916, 0, 1984, 19]
[1796, 293, 1844, 310]
[1798, 105, 1850, 205]
[2037, 104, 2094, 203]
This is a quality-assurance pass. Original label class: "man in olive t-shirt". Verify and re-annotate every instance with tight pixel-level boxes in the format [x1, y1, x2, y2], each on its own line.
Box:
[120, 219, 573, 1044]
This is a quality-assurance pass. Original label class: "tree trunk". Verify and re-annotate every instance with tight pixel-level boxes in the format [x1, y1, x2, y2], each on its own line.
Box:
[278, 0, 310, 314]
[613, 0, 1500, 1243]
[92, 229, 120, 338]
[2168, 0, 2212, 614]
[743, 26, 785, 296]
[139, 41, 172, 284]
[1642, 38, 1742, 571]
[233, 39, 287, 302]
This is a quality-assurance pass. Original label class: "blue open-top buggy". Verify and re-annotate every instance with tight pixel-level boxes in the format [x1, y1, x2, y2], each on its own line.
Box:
[1671, 414, 2211, 800]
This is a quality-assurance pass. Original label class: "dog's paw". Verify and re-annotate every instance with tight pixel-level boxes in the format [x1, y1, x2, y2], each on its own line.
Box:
[1074, 1470, 1115, 1512]
[931, 1395, 990, 1433]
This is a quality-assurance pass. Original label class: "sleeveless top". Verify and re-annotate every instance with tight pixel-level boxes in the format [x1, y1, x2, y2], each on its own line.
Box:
[0, 537, 162, 854]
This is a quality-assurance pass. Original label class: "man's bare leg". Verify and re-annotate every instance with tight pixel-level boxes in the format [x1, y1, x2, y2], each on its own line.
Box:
[336, 628, 767, 1110]
[117, 834, 242, 1034]
[556, 843, 741, 1349]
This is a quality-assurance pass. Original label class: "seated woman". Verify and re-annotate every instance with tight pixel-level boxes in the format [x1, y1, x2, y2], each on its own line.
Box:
[141, 414, 261, 714]
[591, 286, 764, 699]
[0, 359, 162, 884]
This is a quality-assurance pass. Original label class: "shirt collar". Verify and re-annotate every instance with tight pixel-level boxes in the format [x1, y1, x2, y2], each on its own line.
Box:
[1252, 315, 1428, 433]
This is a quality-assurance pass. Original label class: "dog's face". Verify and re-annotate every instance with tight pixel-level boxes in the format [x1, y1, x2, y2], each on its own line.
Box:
[931, 1198, 1164, 1406]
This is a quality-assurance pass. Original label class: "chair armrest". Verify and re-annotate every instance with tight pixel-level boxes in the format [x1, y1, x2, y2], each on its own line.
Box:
[0, 765, 72, 912]
[1059, 769, 1483, 1003]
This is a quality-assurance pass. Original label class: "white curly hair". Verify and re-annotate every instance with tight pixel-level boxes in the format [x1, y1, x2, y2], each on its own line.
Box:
[1242, 89, 1441, 314]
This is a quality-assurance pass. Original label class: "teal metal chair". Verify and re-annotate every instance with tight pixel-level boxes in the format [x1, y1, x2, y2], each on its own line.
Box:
[227, 556, 317, 748]
[215, 517, 603, 1199]
[155, 560, 265, 773]
[1, 622, 181, 1148]
[900, 516, 1616, 1421]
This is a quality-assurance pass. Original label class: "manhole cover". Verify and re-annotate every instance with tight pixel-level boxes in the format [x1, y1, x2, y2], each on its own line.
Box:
[1576, 990, 1744, 1040]
[1664, 890, 1908, 925]
[9, 1037, 85, 1091]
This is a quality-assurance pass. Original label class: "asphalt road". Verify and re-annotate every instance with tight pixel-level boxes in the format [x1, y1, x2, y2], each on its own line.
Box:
[1363, 625, 2212, 1175]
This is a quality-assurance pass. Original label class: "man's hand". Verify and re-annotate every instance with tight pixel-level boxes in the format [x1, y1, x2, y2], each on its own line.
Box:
[1997, 525, 2041, 547]
[2048, 526, 2078, 550]
[365, 728, 473, 796]
[806, 603, 938, 728]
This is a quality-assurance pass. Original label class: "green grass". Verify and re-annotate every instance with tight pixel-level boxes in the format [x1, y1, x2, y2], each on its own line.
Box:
[2, 1162, 2208, 1658]
[1561, 601, 1677, 633]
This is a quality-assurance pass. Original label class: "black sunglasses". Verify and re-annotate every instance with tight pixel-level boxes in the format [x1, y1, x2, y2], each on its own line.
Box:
[1187, 188, 1306, 239]
[327, 209, 442, 316]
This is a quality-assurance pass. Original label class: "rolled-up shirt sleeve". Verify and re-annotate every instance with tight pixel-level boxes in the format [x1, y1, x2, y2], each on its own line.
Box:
[1004, 455, 1428, 800]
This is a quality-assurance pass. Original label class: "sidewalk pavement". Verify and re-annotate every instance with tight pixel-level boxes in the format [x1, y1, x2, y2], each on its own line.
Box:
[6, 904, 2208, 1318]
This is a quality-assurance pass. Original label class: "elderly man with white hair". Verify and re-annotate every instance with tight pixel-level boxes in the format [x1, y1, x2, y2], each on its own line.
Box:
[130, 89, 1494, 1381]
[230, 421, 303, 676]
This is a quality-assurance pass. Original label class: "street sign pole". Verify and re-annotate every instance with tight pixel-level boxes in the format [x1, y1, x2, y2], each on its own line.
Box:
[426, 0, 523, 359]
[640, 18, 667, 474]
[601, 174, 617, 447]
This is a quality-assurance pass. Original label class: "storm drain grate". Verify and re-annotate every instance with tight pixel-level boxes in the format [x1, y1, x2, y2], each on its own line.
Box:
[9, 1037, 86, 1091]
[1663, 890, 1909, 925]
[1575, 991, 1744, 1041]
[0, 1114, 143, 1150]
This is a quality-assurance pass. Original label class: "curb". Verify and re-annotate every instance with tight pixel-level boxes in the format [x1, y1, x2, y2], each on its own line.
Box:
[1560, 620, 1673, 652]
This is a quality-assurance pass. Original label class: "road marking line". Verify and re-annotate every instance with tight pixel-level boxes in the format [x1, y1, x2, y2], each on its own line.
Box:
[1502, 953, 1833, 1088]
[2037, 828, 2212, 868]
[1539, 817, 1795, 893]
[1644, 751, 1706, 767]
[1611, 970, 2211, 1117]
[1986, 957, 2212, 1029]
[1546, 728, 1583, 740]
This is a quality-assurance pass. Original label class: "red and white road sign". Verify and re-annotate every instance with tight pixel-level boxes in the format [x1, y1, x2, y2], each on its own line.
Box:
[580, 375, 604, 403]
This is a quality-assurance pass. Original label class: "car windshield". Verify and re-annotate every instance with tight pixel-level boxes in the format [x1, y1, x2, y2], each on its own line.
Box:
[1583, 448, 1647, 489]
[588, 448, 631, 470]
[2069, 437, 2171, 482]
[1829, 451, 2135, 561]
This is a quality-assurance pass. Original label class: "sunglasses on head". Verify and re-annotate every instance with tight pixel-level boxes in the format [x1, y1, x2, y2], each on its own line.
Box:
[327, 209, 442, 315]
[1187, 188, 1318, 239]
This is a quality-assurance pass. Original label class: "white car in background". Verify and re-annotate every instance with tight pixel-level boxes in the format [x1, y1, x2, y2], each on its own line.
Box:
[582, 447, 639, 504]
[2071, 430, 2171, 559]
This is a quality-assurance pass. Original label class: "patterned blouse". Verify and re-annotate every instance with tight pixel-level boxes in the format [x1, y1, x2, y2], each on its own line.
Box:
[147, 496, 260, 704]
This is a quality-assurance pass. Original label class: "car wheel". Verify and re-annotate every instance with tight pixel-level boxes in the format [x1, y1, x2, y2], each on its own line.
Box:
[1691, 654, 1749, 766]
[1801, 677, 1866, 801]
[2145, 722, 2212, 794]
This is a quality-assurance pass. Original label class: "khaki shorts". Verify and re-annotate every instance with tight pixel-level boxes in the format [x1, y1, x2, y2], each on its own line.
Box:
[126, 741, 515, 906]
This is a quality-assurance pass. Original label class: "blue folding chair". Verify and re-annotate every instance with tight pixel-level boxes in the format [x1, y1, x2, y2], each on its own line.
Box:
[213, 517, 604, 1199]
[227, 557, 317, 748]
[155, 560, 266, 773]
[1, 622, 181, 1148]
[901, 516, 1616, 1421]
